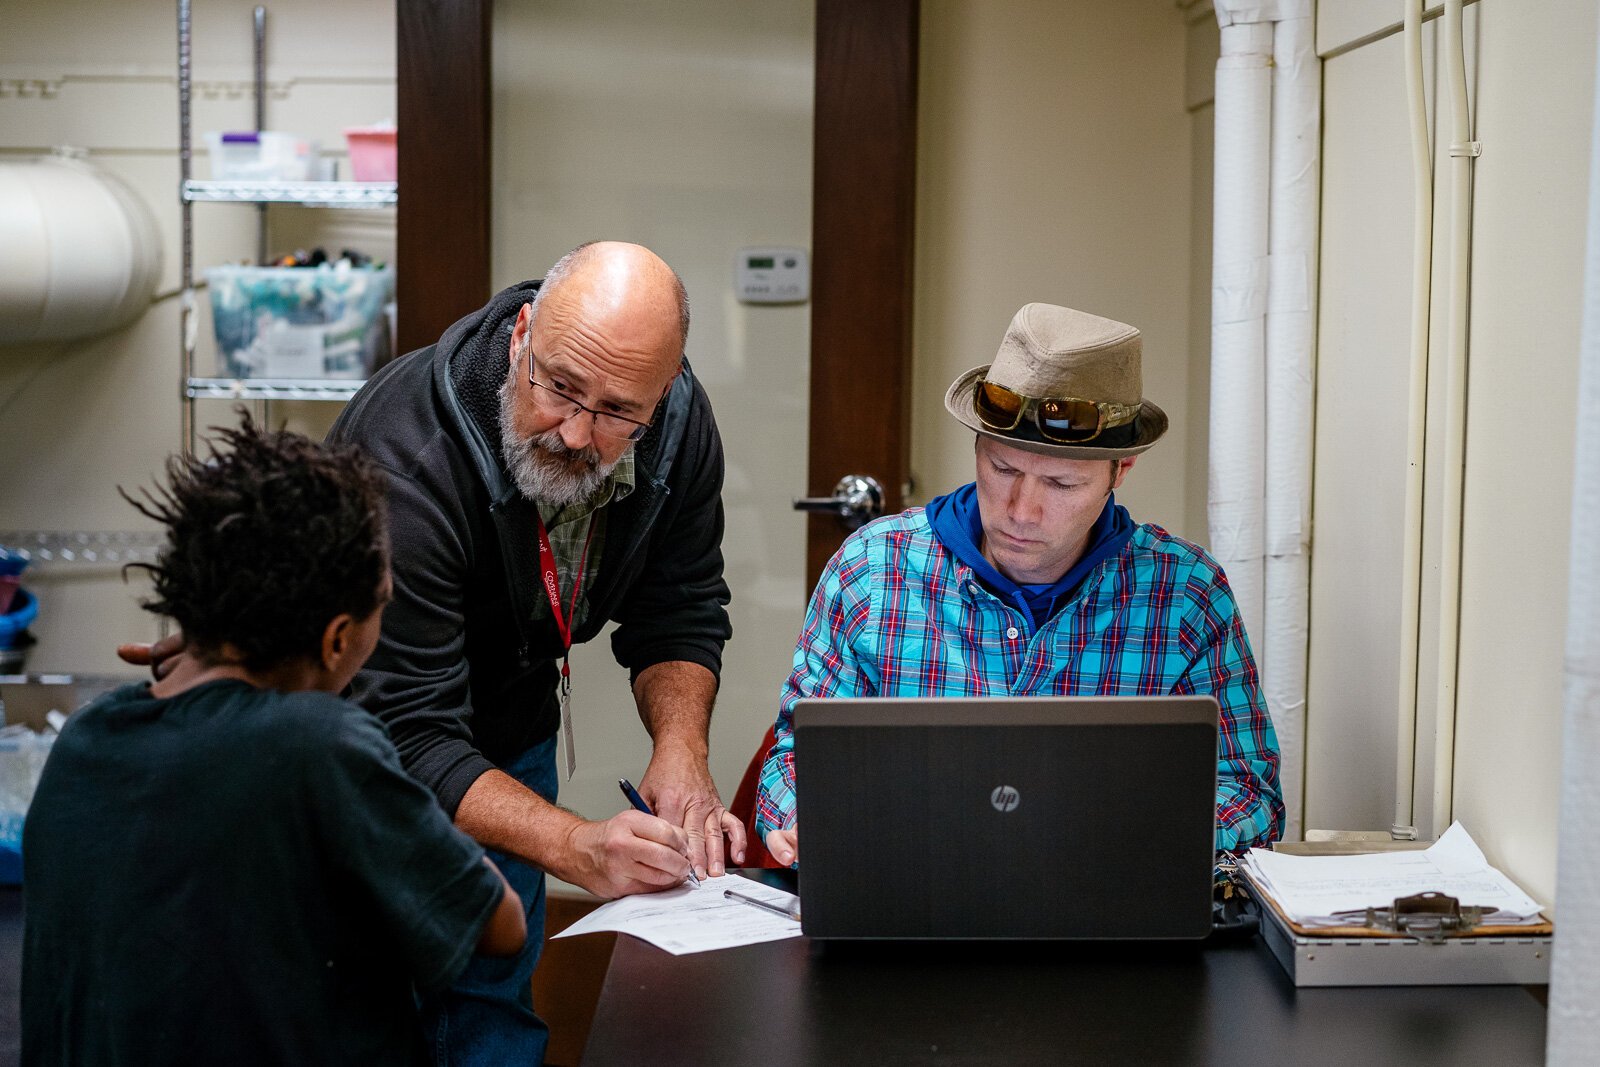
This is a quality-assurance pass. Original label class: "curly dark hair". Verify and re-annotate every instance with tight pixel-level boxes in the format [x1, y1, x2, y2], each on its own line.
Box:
[123, 414, 389, 671]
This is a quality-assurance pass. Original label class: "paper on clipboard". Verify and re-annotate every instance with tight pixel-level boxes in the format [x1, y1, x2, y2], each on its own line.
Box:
[1238, 822, 1544, 928]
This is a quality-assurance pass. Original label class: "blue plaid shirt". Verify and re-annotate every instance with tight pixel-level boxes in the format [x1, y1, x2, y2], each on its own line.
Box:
[755, 506, 1285, 851]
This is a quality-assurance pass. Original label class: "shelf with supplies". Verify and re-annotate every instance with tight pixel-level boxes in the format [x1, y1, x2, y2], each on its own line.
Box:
[182, 179, 397, 208]
[176, 2, 395, 445]
[0, 531, 162, 570]
[184, 377, 365, 402]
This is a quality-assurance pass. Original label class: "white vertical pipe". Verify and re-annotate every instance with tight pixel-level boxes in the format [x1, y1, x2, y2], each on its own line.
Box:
[1546, 15, 1600, 1058]
[1428, 0, 1474, 838]
[1395, 0, 1435, 838]
[1262, 12, 1319, 842]
[1209, 20, 1273, 649]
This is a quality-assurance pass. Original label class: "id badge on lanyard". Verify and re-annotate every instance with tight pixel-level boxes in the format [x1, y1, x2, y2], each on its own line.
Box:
[536, 515, 595, 781]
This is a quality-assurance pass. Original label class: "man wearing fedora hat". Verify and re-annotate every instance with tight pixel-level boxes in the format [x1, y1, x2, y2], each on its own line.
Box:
[754, 303, 1283, 864]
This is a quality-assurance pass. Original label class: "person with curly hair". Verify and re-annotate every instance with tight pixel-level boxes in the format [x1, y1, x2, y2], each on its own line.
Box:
[120, 243, 742, 1063]
[22, 418, 526, 1066]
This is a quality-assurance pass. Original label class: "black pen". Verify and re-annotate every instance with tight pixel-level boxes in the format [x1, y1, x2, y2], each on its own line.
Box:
[617, 777, 701, 887]
[723, 887, 801, 923]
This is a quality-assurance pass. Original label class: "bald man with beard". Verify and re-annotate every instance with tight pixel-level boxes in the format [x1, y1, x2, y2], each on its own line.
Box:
[327, 242, 744, 1063]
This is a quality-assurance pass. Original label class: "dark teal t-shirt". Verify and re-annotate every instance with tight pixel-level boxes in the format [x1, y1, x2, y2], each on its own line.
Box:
[21, 680, 503, 1066]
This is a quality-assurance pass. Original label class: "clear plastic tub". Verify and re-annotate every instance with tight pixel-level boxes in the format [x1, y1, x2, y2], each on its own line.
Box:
[205, 263, 395, 379]
[0, 725, 55, 886]
[204, 131, 325, 182]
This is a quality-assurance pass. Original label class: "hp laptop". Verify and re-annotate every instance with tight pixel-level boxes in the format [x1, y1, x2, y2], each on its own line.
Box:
[793, 695, 1219, 940]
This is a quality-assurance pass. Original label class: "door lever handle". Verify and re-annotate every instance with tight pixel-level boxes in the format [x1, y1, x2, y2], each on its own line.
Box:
[793, 474, 885, 531]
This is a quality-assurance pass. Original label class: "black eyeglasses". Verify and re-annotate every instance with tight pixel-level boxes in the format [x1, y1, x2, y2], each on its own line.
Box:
[527, 357, 667, 442]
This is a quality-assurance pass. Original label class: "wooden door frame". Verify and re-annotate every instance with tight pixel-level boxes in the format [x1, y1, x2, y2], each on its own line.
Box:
[806, 0, 920, 589]
[394, 0, 493, 361]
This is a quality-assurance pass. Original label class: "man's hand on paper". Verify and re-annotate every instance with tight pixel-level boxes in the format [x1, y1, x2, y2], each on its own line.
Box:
[765, 824, 799, 867]
[560, 809, 696, 899]
[638, 743, 747, 879]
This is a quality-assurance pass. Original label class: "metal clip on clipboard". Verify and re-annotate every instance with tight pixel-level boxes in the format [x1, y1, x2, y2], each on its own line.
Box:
[1351, 891, 1488, 944]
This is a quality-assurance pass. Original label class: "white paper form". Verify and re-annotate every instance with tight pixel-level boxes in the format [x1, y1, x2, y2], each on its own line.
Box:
[1240, 822, 1544, 926]
[552, 874, 803, 955]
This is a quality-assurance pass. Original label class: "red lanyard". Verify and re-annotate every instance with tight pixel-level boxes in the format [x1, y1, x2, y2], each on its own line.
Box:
[534, 514, 597, 668]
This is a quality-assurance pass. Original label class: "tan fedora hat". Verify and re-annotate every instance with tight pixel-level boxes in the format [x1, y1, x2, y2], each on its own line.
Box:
[944, 303, 1168, 460]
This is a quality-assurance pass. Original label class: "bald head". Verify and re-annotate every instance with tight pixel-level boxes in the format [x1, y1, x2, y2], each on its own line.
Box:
[530, 241, 690, 363]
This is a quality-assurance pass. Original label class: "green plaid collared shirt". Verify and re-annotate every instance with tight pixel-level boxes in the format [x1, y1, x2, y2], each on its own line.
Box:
[534, 451, 635, 632]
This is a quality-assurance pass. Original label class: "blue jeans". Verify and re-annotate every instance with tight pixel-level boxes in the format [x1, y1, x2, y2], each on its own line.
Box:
[422, 735, 557, 1065]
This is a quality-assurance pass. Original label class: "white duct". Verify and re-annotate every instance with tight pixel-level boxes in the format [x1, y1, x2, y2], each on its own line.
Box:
[1262, 10, 1318, 844]
[1211, 0, 1318, 840]
[1546, 13, 1600, 1057]
[1208, 19, 1272, 643]
[0, 151, 163, 346]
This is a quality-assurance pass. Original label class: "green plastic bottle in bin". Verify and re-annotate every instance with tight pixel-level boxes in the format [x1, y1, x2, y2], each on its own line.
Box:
[206, 262, 394, 380]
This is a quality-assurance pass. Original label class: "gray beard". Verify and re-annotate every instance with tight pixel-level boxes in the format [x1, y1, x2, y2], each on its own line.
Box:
[498, 375, 622, 507]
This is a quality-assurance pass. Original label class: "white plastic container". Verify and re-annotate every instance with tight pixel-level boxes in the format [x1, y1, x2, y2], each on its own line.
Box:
[204, 131, 326, 182]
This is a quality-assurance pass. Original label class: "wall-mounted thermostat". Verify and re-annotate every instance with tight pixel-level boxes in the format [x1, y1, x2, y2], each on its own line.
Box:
[735, 246, 808, 304]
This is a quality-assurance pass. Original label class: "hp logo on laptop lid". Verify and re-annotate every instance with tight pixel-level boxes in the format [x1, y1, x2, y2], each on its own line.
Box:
[990, 785, 1020, 812]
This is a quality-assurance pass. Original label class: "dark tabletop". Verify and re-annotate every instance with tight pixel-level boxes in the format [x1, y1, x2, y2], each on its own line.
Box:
[582, 875, 1546, 1067]
[0, 887, 20, 1066]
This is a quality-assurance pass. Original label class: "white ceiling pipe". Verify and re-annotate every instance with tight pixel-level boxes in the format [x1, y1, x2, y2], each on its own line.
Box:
[1209, 17, 1273, 649]
[1425, 0, 1476, 838]
[1394, 0, 1435, 840]
[1547, 13, 1600, 1051]
[1262, 9, 1319, 843]
[0, 152, 163, 346]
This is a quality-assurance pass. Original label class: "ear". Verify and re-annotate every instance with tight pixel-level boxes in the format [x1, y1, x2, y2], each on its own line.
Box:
[509, 302, 535, 368]
[1111, 456, 1137, 490]
[660, 361, 684, 398]
[320, 613, 357, 674]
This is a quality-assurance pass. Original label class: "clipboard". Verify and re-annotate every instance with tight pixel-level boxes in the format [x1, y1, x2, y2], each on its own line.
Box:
[1236, 866, 1553, 987]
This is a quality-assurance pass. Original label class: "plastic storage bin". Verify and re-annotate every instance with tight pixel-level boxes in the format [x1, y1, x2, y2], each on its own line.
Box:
[0, 589, 35, 651]
[344, 126, 397, 182]
[0, 725, 54, 885]
[205, 131, 325, 182]
[205, 264, 394, 379]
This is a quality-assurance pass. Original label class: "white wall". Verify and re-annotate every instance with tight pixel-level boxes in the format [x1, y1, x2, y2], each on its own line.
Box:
[913, 0, 1199, 539]
[0, 0, 395, 673]
[489, 0, 815, 872]
[1309, 0, 1594, 905]
[1307, 16, 1440, 838]
[1451, 0, 1594, 906]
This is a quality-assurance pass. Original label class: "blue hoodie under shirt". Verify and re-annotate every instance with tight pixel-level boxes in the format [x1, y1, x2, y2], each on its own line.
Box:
[924, 482, 1136, 634]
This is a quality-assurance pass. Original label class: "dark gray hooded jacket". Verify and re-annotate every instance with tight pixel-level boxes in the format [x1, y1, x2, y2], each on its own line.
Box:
[328, 281, 732, 815]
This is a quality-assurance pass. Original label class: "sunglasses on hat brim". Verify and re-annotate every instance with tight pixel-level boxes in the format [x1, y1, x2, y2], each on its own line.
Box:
[973, 377, 1141, 444]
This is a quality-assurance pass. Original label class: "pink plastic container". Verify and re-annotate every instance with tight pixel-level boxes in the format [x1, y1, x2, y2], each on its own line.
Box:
[344, 126, 397, 182]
